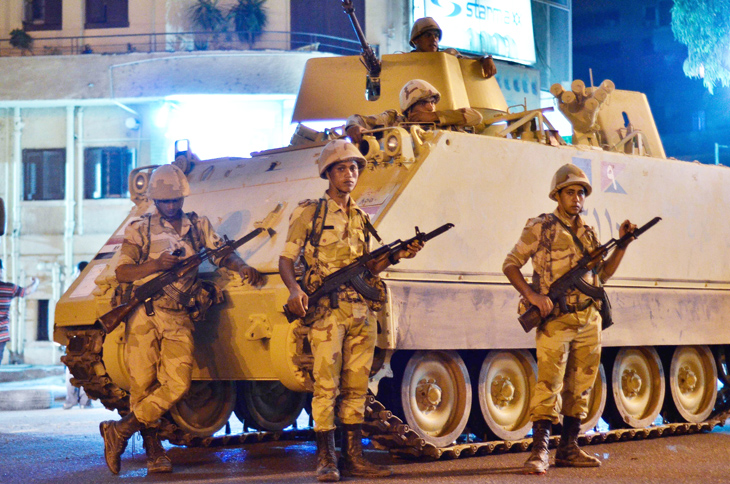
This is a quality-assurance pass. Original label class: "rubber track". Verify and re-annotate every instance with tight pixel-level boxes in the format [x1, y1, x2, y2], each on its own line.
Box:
[62, 326, 730, 459]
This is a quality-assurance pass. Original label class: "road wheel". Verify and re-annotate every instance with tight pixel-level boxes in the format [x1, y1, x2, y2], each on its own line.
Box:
[234, 380, 307, 431]
[170, 380, 236, 437]
[606, 347, 665, 429]
[400, 350, 471, 447]
[663, 345, 717, 423]
[476, 350, 536, 440]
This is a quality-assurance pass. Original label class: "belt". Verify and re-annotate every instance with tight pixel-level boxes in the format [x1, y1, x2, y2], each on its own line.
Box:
[550, 297, 595, 318]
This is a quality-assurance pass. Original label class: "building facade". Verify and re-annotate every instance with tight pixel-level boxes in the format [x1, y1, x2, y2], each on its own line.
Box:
[0, 0, 571, 364]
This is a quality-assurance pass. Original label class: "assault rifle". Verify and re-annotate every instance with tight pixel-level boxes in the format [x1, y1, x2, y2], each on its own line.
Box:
[284, 223, 454, 323]
[518, 216, 662, 333]
[342, 0, 382, 101]
[99, 225, 272, 334]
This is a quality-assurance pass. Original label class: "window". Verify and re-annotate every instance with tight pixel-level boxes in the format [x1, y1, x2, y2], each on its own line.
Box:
[84, 147, 135, 199]
[23, 149, 65, 201]
[85, 0, 129, 29]
[23, 0, 62, 31]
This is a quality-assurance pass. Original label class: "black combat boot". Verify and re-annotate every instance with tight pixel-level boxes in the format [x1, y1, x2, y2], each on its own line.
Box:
[523, 420, 552, 474]
[315, 429, 340, 482]
[99, 412, 143, 474]
[555, 416, 601, 467]
[340, 423, 392, 478]
[141, 427, 173, 473]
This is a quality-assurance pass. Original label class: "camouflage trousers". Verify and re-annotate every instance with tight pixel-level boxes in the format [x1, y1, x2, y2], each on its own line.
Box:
[309, 298, 377, 432]
[124, 304, 194, 427]
[531, 305, 601, 423]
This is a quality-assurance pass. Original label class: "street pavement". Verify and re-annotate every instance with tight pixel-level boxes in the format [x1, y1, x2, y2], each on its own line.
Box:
[3, 366, 730, 483]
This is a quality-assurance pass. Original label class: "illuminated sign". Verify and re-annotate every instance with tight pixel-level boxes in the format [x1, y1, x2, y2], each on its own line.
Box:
[413, 0, 536, 65]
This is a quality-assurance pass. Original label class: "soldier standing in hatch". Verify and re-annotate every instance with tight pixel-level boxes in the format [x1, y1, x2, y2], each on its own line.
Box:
[346, 78, 483, 144]
[409, 17, 497, 79]
[502, 164, 636, 474]
[279, 140, 422, 482]
[99, 164, 261, 475]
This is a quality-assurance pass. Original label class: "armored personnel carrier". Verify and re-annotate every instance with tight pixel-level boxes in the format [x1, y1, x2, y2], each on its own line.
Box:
[54, 50, 730, 458]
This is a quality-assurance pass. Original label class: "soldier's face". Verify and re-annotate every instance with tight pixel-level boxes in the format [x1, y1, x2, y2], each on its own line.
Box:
[327, 160, 359, 193]
[413, 30, 439, 52]
[409, 96, 438, 115]
[557, 185, 586, 216]
[155, 198, 184, 220]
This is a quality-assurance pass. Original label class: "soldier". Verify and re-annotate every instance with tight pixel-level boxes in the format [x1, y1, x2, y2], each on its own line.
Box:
[502, 164, 636, 474]
[346, 79, 483, 144]
[99, 164, 261, 475]
[279, 140, 422, 482]
[410, 17, 497, 79]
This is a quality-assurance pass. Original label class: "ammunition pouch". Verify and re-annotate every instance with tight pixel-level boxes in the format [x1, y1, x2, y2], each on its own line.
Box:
[188, 280, 224, 323]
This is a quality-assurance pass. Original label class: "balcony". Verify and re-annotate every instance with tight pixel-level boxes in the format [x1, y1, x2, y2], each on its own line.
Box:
[0, 30, 367, 58]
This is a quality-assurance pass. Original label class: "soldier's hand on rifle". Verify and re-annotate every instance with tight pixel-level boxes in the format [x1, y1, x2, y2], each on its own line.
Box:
[286, 286, 309, 318]
[155, 252, 180, 271]
[618, 220, 637, 248]
[396, 240, 424, 262]
[527, 290, 554, 318]
[346, 125, 366, 144]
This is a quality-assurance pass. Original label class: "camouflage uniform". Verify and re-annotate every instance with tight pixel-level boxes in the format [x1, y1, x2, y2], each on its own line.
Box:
[503, 208, 608, 423]
[281, 193, 376, 432]
[118, 210, 226, 426]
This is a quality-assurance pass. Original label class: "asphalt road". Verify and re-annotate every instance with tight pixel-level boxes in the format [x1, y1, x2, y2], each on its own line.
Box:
[1, 402, 729, 484]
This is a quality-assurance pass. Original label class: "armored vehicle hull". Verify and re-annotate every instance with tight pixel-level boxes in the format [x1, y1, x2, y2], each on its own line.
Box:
[55, 52, 730, 451]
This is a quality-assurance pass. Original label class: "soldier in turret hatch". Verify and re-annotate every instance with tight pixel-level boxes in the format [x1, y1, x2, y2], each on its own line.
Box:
[345, 79, 483, 145]
[409, 17, 497, 79]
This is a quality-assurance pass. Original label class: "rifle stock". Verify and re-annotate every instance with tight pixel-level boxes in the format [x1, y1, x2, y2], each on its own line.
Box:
[517, 216, 661, 332]
[284, 223, 454, 323]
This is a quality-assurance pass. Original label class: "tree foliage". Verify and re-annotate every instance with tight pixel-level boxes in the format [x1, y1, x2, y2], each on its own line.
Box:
[671, 0, 730, 93]
[228, 0, 268, 49]
[9, 29, 33, 53]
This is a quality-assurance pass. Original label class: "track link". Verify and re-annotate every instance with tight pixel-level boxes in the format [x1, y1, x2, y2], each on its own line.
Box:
[62, 326, 730, 459]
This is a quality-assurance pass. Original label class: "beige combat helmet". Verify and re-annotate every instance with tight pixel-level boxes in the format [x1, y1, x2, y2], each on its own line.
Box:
[318, 140, 367, 179]
[410, 17, 442, 46]
[399, 79, 441, 113]
[148, 164, 191, 200]
[549, 164, 592, 200]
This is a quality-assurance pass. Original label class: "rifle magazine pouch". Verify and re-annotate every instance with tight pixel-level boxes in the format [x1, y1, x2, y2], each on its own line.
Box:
[189, 280, 224, 323]
[111, 283, 134, 308]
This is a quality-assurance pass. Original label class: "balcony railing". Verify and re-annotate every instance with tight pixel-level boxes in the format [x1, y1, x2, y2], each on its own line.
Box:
[0, 30, 371, 57]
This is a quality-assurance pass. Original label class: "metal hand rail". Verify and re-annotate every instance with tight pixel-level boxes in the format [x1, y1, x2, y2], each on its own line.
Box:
[0, 30, 373, 57]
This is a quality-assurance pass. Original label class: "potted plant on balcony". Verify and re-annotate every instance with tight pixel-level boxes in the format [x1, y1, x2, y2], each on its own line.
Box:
[9, 29, 33, 55]
[228, 0, 268, 50]
[188, 0, 227, 50]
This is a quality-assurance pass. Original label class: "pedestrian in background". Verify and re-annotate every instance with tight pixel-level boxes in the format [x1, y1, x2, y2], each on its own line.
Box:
[0, 258, 39, 364]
